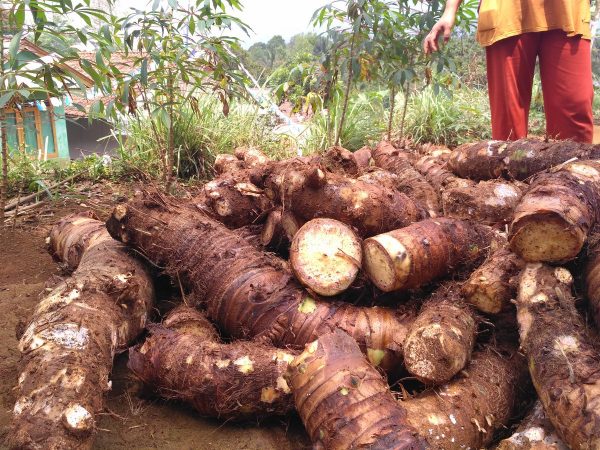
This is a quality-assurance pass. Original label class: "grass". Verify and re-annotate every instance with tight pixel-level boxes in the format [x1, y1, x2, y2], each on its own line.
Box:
[120, 96, 296, 180]
[303, 90, 387, 152]
[394, 86, 492, 147]
[394, 83, 557, 147]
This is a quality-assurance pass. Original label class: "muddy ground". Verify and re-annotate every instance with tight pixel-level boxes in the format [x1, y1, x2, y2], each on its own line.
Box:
[0, 181, 310, 450]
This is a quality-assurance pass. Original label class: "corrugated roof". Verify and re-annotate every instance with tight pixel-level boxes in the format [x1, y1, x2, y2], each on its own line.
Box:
[64, 51, 141, 76]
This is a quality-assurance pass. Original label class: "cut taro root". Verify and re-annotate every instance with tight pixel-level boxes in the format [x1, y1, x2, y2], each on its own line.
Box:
[290, 218, 362, 296]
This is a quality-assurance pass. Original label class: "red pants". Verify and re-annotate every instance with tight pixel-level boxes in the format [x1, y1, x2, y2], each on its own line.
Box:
[486, 30, 593, 143]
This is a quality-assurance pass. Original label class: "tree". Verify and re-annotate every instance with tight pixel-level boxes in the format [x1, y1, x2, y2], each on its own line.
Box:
[0, 1, 111, 226]
[312, 0, 479, 145]
[87, 0, 249, 186]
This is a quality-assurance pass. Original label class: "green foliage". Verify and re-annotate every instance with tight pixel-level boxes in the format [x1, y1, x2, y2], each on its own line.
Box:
[1, 149, 109, 197]
[304, 90, 386, 152]
[121, 96, 294, 180]
[312, 0, 480, 141]
[398, 86, 492, 146]
[270, 53, 326, 112]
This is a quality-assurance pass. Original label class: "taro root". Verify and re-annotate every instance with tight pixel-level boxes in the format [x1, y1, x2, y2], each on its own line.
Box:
[448, 138, 600, 180]
[442, 179, 523, 225]
[413, 154, 474, 193]
[363, 218, 493, 292]
[496, 401, 568, 450]
[8, 213, 154, 450]
[516, 263, 600, 448]
[286, 330, 428, 449]
[129, 306, 296, 419]
[107, 192, 417, 372]
[403, 284, 477, 384]
[289, 218, 362, 297]
[234, 146, 270, 167]
[214, 153, 244, 175]
[402, 347, 528, 449]
[509, 160, 600, 263]
[372, 140, 440, 216]
[462, 248, 525, 314]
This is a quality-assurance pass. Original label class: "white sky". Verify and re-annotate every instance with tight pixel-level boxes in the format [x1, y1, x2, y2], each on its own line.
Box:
[114, 0, 330, 47]
[233, 0, 329, 47]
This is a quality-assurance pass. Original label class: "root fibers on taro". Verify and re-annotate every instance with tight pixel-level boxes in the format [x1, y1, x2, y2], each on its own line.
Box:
[8, 213, 154, 450]
[107, 192, 416, 372]
[129, 306, 296, 418]
[363, 218, 494, 292]
[286, 330, 428, 450]
[517, 263, 600, 448]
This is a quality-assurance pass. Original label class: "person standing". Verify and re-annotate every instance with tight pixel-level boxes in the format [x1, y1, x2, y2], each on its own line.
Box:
[424, 0, 594, 143]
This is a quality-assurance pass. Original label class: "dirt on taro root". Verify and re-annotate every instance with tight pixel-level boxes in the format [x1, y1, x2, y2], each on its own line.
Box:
[0, 180, 310, 450]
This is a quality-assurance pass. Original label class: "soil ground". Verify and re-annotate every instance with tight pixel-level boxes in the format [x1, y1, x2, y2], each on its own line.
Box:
[0, 181, 310, 450]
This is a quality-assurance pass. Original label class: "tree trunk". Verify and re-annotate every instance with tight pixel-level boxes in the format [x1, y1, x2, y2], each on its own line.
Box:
[165, 70, 175, 189]
[0, 12, 7, 227]
[335, 33, 356, 147]
[387, 84, 396, 141]
[0, 109, 8, 227]
[399, 83, 410, 142]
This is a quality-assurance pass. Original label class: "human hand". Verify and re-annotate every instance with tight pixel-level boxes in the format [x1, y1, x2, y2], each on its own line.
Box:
[423, 15, 456, 54]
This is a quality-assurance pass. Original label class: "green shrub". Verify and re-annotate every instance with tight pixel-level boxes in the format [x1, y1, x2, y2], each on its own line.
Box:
[304, 90, 386, 152]
[396, 86, 492, 146]
[120, 96, 294, 180]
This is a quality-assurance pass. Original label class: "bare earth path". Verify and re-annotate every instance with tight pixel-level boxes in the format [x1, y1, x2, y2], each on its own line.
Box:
[0, 181, 309, 450]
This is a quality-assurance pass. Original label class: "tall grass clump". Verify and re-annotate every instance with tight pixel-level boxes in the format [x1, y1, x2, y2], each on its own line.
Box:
[120, 96, 294, 180]
[396, 86, 492, 146]
[304, 91, 386, 153]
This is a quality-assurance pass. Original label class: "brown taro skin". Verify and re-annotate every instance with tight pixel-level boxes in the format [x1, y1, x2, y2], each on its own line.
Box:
[403, 285, 477, 385]
[213, 153, 244, 175]
[413, 154, 474, 193]
[509, 160, 600, 264]
[496, 401, 568, 450]
[234, 146, 270, 167]
[106, 192, 417, 373]
[402, 347, 529, 450]
[286, 330, 428, 450]
[363, 218, 493, 292]
[585, 248, 600, 328]
[462, 247, 525, 314]
[281, 169, 425, 237]
[442, 179, 523, 225]
[517, 263, 600, 449]
[8, 213, 154, 450]
[203, 172, 273, 228]
[372, 140, 440, 216]
[448, 138, 600, 181]
[352, 145, 373, 171]
[128, 306, 297, 419]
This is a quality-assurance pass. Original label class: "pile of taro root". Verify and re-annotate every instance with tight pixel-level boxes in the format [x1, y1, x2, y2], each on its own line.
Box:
[8, 139, 600, 449]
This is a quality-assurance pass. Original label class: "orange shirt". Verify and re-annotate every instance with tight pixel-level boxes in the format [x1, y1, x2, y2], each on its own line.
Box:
[477, 0, 591, 46]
